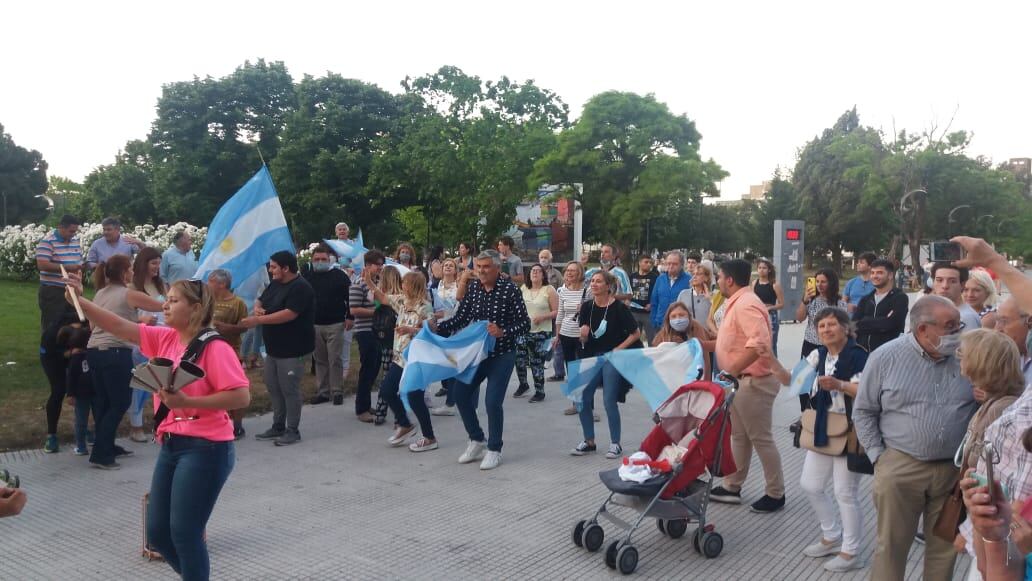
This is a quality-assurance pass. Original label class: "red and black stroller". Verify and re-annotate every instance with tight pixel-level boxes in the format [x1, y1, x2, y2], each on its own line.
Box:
[570, 376, 738, 575]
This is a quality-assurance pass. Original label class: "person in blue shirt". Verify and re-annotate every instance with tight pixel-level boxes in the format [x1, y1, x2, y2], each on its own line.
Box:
[649, 250, 692, 330]
[843, 252, 877, 314]
[160, 230, 199, 283]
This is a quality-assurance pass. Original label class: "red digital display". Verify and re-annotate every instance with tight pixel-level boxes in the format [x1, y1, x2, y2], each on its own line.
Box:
[785, 229, 801, 241]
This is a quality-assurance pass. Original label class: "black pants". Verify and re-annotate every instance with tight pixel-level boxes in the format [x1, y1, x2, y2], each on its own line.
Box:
[798, 340, 821, 411]
[407, 391, 435, 440]
[354, 331, 381, 415]
[41, 353, 68, 434]
[559, 335, 580, 369]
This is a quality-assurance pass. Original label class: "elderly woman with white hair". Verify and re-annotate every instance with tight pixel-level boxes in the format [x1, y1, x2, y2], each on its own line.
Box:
[964, 269, 999, 329]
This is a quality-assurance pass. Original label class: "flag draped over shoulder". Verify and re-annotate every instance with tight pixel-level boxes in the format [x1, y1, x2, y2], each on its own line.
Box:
[562, 340, 706, 412]
[195, 166, 294, 307]
[399, 321, 495, 405]
[607, 340, 706, 411]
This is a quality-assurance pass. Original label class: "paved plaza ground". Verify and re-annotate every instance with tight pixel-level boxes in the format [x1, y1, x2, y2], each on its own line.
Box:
[1, 317, 972, 580]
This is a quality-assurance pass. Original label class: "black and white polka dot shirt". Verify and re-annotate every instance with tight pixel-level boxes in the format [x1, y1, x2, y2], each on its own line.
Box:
[437, 275, 530, 357]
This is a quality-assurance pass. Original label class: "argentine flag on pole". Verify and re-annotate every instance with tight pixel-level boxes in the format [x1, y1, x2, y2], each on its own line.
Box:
[561, 355, 607, 404]
[195, 166, 294, 307]
[607, 340, 706, 411]
[399, 321, 496, 406]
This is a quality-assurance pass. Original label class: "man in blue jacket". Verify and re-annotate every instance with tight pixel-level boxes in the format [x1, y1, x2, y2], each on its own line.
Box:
[650, 250, 693, 329]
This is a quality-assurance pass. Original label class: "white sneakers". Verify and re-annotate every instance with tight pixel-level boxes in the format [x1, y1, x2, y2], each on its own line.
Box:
[480, 451, 502, 470]
[802, 539, 841, 558]
[387, 425, 416, 447]
[458, 440, 487, 464]
[431, 405, 456, 416]
[409, 437, 438, 452]
[605, 443, 623, 459]
[823, 555, 862, 572]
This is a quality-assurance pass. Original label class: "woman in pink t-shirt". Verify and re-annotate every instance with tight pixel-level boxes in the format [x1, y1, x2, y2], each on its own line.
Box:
[65, 277, 249, 580]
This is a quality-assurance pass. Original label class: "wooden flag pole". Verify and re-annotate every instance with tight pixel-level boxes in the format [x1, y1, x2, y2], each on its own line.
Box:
[59, 264, 87, 322]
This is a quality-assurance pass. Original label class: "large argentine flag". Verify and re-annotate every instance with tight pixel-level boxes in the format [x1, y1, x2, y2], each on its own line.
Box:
[607, 340, 706, 411]
[195, 166, 294, 307]
[399, 321, 496, 403]
[561, 355, 607, 404]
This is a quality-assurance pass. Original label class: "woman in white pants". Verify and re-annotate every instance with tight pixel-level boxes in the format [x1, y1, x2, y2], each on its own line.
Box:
[763, 307, 868, 573]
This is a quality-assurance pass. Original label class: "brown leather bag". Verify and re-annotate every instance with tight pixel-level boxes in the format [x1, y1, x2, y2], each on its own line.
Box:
[799, 409, 849, 456]
[933, 476, 966, 542]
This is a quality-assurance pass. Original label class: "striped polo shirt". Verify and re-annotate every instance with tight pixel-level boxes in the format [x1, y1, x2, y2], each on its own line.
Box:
[35, 230, 82, 287]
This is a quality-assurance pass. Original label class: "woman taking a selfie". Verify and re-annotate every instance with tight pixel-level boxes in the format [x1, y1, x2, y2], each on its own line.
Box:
[65, 274, 249, 581]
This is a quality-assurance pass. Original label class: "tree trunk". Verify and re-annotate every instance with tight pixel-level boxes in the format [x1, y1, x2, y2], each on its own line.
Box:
[888, 234, 901, 261]
[832, 246, 844, 275]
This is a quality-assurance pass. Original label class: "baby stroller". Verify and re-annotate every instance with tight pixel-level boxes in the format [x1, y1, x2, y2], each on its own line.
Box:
[570, 375, 738, 575]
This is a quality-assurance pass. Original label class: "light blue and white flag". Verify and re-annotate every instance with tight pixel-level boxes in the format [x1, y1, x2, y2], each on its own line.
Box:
[399, 321, 496, 406]
[195, 166, 294, 308]
[561, 355, 607, 404]
[324, 237, 367, 272]
[607, 339, 706, 411]
[384, 258, 413, 277]
[787, 358, 818, 398]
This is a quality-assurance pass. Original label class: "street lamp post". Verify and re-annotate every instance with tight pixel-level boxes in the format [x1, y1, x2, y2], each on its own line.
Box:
[976, 214, 995, 237]
[947, 204, 972, 236]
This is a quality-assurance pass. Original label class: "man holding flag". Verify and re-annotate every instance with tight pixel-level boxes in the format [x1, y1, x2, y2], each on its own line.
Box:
[433, 250, 530, 470]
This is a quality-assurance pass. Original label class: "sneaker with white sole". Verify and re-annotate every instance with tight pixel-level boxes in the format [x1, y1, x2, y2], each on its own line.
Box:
[480, 450, 502, 470]
[431, 405, 456, 416]
[802, 539, 842, 558]
[824, 555, 862, 572]
[605, 443, 623, 459]
[708, 486, 742, 504]
[388, 425, 416, 447]
[570, 441, 597, 456]
[409, 437, 439, 452]
[458, 440, 487, 464]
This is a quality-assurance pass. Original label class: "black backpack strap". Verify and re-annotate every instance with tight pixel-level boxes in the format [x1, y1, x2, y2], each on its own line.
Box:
[154, 328, 228, 429]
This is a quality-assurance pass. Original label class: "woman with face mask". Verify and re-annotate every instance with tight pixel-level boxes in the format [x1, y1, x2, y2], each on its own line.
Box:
[652, 302, 712, 377]
[394, 242, 428, 280]
[570, 271, 641, 459]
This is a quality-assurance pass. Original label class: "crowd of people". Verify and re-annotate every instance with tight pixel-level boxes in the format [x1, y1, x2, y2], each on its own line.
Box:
[9, 212, 1032, 581]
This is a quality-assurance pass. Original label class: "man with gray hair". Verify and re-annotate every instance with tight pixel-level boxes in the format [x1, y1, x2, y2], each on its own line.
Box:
[86, 217, 140, 269]
[433, 249, 530, 470]
[207, 268, 250, 438]
[995, 296, 1032, 386]
[649, 250, 692, 330]
[853, 294, 976, 581]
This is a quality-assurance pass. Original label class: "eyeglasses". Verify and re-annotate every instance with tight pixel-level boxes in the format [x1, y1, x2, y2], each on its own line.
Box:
[188, 278, 205, 296]
[995, 315, 1030, 327]
[930, 321, 966, 334]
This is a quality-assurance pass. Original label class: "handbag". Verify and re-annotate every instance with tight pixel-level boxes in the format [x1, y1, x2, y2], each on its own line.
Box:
[845, 427, 874, 474]
[798, 409, 849, 455]
[932, 476, 966, 542]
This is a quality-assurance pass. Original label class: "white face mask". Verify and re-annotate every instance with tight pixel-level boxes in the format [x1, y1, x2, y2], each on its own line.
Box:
[540, 259, 550, 268]
[669, 317, 691, 332]
[936, 331, 962, 356]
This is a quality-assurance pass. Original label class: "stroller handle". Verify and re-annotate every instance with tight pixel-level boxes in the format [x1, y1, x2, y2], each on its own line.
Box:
[717, 371, 740, 391]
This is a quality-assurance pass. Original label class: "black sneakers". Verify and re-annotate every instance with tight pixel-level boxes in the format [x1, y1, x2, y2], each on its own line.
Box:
[332, 394, 344, 406]
[529, 392, 545, 403]
[310, 395, 331, 405]
[709, 486, 742, 504]
[513, 384, 531, 398]
[750, 495, 786, 513]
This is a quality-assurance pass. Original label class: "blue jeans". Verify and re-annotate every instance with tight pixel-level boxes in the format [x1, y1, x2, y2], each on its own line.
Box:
[240, 326, 264, 358]
[378, 363, 411, 428]
[452, 351, 516, 452]
[148, 435, 235, 581]
[578, 361, 622, 445]
[770, 310, 780, 357]
[87, 348, 133, 464]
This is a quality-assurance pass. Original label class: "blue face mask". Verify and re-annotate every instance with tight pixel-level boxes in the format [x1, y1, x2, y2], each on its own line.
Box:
[312, 261, 332, 273]
[593, 319, 608, 339]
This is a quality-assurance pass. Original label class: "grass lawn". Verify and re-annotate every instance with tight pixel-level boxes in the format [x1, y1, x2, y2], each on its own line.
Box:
[0, 278, 359, 452]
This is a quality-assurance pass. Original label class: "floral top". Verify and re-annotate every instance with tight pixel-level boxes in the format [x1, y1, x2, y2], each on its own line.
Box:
[386, 294, 434, 368]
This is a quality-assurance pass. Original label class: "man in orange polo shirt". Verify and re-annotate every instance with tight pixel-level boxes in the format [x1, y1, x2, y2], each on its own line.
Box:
[709, 258, 786, 513]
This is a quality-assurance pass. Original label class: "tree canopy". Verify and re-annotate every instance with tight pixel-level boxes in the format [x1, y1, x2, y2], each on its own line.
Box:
[0, 123, 49, 225]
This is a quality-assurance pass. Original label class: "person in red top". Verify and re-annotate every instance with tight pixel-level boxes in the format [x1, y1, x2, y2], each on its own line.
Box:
[64, 275, 249, 580]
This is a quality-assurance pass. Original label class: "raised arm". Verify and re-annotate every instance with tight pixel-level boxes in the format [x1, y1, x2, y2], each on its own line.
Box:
[63, 276, 140, 344]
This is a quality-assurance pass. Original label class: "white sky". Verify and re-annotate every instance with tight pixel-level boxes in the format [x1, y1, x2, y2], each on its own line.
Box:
[2, 0, 1029, 200]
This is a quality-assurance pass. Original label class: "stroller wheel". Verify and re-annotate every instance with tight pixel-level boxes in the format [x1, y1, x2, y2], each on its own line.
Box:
[655, 519, 667, 536]
[692, 528, 703, 553]
[572, 520, 587, 547]
[701, 531, 724, 558]
[605, 540, 620, 569]
[582, 523, 605, 552]
[617, 544, 639, 574]
[665, 519, 689, 539]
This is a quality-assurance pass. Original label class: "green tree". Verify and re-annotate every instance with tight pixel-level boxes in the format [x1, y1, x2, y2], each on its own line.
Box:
[79, 140, 155, 224]
[792, 108, 891, 269]
[0, 123, 48, 225]
[271, 74, 401, 244]
[532, 91, 725, 249]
